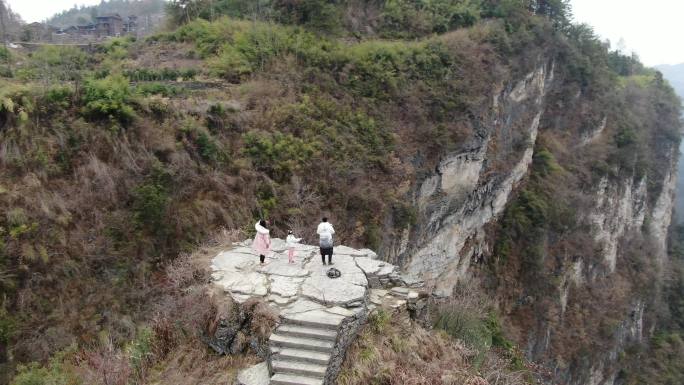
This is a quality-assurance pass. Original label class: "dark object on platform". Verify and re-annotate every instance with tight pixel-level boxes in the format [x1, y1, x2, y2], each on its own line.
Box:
[327, 268, 341, 279]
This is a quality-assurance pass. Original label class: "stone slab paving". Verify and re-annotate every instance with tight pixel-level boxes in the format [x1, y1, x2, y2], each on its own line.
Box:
[211, 239, 383, 306]
[217, 239, 421, 385]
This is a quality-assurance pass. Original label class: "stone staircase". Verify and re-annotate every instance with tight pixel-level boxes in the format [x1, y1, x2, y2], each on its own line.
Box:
[268, 311, 344, 385]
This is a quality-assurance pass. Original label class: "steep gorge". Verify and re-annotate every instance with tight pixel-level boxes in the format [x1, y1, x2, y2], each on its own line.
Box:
[1, 2, 682, 384]
[387, 51, 681, 385]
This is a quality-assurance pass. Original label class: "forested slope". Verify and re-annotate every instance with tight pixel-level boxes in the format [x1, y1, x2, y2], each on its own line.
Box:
[0, 1, 682, 384]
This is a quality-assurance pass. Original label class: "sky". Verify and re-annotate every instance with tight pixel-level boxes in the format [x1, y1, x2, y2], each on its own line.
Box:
[5, 0, 684, 66]
[570, 0, 683, 66]
[6, 0, 103, 23]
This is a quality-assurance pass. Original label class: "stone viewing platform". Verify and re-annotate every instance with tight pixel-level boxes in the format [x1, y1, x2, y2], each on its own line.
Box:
[210, 238, 425, 385]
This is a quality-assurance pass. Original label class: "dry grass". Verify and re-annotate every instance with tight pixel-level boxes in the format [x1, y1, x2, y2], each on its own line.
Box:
[143, 344, 258, 385]
[339, 309, 482, 385]
[340, 299, 535, 385]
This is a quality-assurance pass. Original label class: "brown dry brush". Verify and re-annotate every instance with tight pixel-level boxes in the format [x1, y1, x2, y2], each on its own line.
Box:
[31, 236, 259, 385]
[338, 309, 509, 385]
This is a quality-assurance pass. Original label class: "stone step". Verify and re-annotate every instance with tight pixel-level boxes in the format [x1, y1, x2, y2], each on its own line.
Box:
[278, 324, 338, 341]
[270, 373, 323, 385]
[275, 348, 331, 365]
[282, 313, 343, 330]
[390, 287, 409, 297]
[272, 359, 327, 378]
[269, 334, 334, 353]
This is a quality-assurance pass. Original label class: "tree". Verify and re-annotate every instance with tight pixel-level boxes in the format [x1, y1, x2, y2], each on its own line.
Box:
[534, 0, 570, 30]
[0, 0, 11, 76]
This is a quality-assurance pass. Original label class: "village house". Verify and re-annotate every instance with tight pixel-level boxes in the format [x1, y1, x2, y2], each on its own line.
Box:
[95, 14, 123, 37]
[123, 15, 137, 34]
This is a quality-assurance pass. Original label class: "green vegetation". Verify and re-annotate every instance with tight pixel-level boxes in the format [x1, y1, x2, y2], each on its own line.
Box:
[81, 74, 136, 126]
[166, 0, 571, 38]
[0, 47, 11, 77]
[0, 0, 681, 384]
[11, 349, 79, 385]
[17, 46, 88, 87]
[244, 131, 317, 182]
[379, 0, 482, 38]
[135, 82, 182, 97]
[124, 68, 198, 82]
[493, 146, 570, 278]
[434, 292, 525, 370]
[132, 182, 169, 232]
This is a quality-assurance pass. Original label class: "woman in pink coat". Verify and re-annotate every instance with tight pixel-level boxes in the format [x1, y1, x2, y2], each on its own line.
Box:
[252, 219, 271, 265]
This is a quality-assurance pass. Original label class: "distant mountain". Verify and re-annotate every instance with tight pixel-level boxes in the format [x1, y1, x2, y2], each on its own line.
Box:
[47, 0, 165, 28]
[656, 63, 684, 100]
[657, 63, 684, 225]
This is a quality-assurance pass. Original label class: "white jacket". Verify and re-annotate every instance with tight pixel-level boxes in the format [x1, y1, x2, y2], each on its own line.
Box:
[317, 222, 335, 237]
[255, 221, 269, 235]
[317, 222, 335, 248]
[286, 234, 302, 248]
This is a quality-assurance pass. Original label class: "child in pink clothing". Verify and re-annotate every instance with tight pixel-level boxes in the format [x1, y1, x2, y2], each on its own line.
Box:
[286, 230, 302, 264]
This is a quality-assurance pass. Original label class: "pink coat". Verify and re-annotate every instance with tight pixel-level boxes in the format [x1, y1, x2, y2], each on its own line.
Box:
[252, 222, 271, 255]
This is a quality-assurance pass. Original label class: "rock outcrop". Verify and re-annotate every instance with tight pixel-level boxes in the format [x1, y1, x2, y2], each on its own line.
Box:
[393, 62, 554, 296]
[213, 240, 421, 385]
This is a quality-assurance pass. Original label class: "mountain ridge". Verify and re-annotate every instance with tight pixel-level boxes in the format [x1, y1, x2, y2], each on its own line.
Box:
[1, 1, 683, 385]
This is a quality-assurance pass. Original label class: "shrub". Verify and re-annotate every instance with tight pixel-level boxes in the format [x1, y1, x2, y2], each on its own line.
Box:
[0, 47, 10, 77]
[435, 300, 524, 370]
[21, 45, 87, 86]
[243, 131, 318, 182]
[195, 131, 225, 164]
[435, 302, 492, 365]
[369, 309, 390, 332]
[179, 122, 229, 165]
[166, 17, 253, 57]
[126, 328, 154, 380]
[271, 97, 393, 169]
[132, 183, 169, 232]
[42, 86, 74, 109]
[135, 83, 182, 97]
[379, 0, 482, 38]
[274, 0, 343, 34]
[209, 25, 292, 80]
[0, 304, 14, 346]
[125, 68, 197, 82]
[11, 348, 79, 385]
[81, 75, 136, 126]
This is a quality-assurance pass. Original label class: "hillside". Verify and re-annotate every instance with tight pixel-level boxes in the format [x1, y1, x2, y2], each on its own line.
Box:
[47, 0, 165, 27]
[1, 1, 683, 385]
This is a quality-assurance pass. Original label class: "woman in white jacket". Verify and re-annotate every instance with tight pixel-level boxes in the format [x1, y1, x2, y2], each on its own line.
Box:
[286, 230, 302, 264]
[317, 217, 335, 265]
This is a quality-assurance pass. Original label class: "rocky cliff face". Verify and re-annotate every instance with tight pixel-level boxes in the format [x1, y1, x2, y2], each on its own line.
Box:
[388, 62, 554, 296]
[384, 61, 681, 384]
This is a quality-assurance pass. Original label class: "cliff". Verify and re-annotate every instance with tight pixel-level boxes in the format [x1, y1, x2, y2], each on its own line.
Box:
[1, 2, 682, 384]
[387, 44, 681, 385]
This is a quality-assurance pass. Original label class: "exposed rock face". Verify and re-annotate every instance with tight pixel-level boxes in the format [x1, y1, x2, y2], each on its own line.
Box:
[579, 116, 608, 146]
[382, 59, 680, 385]
[589, 176, 647, 273]
[396, 62, 553, 296]
[650, 166, 678, 262]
